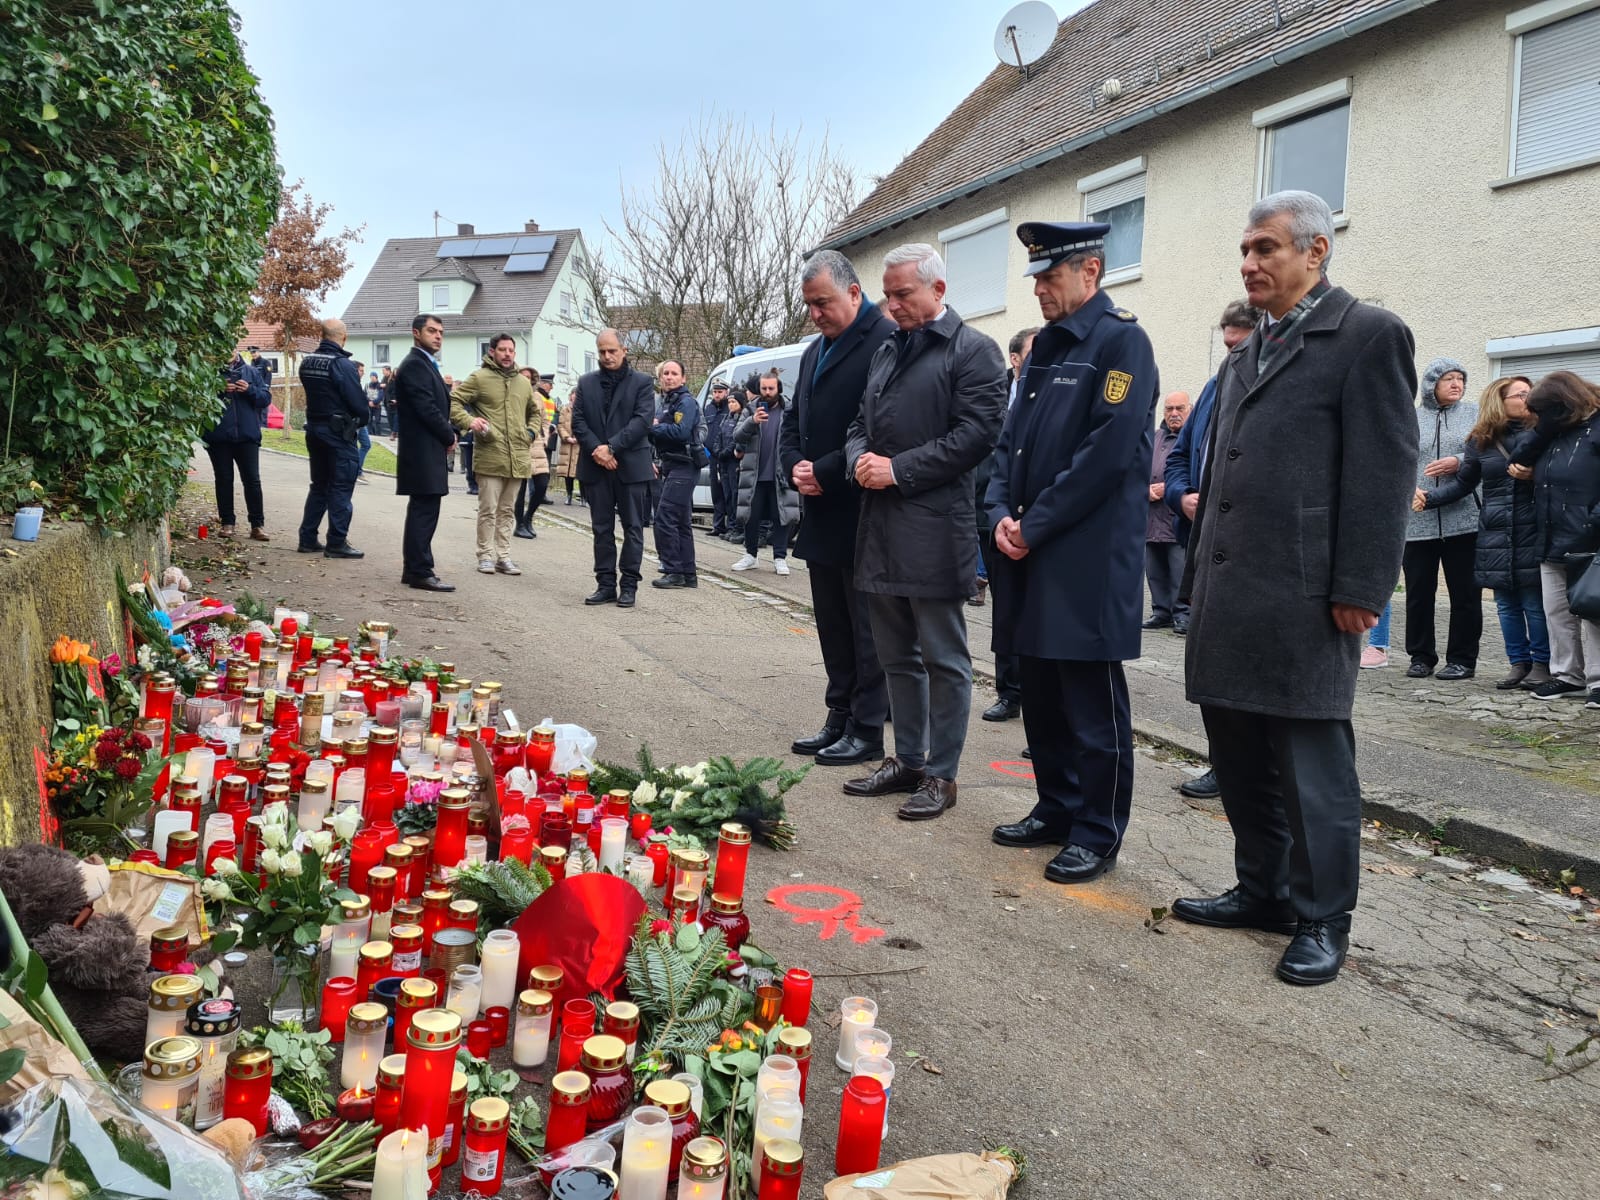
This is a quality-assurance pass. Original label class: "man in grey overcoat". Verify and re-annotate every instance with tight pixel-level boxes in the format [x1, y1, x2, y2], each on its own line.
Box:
[1176, 191, 1418, 987]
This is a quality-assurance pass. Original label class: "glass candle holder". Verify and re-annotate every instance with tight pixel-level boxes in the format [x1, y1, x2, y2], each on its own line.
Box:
[758, 1139, 804, 1200]
[835, 1075, 886, 1176]
[835, 996, 877, 1071]
[466, 1020, 494, 1060]
[485, 1005, 510, 1048]
[399, 1008, 462, 1178]
[779, 968, 813, 1028]
[398, 718, 425, 767]
[513, 988, 555, 1069]
[853, 1026, 892, 1063]
[393, 977, 437, 1049]
[546, 1071, 592, 1155]
[598, 818, 627, 874]
[479, 929, 521, 1014]
[703, 894, 749, 951]
[298, 778, 331, 832]
[463, 834, 489, 866]
[330, 896, 372, 984]
[852, 1054, 896, 1137]
[580, 1035, 632, 1129]
[679, 1135, 728, 1200]
[624, 854, 655, 894]
[374, 1053, 407, 1135]
[341, 1002, 388, 1090]
[420, 889, 452, 955]
[223, 1046, 273, 1136]
[776, 1027, 812, 1103]
[524, 726, 556, 776]
[752, 985, 782, 1032]
[433, 788, 471, 868]
[319, 976, 360, 1043]
[619, 1105, 672, 1200]
[754, 1055, 800, 1132]
[335, 766, 367, 815]
[350, 837, 388, 907]
[446, 963, 484, 1024]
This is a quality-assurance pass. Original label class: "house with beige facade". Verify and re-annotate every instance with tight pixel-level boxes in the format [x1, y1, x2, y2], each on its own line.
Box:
[342, 222, 601, 393]
[823, 0, 1600, 396]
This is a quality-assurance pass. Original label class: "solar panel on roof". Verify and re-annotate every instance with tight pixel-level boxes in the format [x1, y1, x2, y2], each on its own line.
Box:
[436, 239, 479, 257]
[512, 235, 558, 254]
[503, 252, 551, 273]
[473, 237, 522, 255]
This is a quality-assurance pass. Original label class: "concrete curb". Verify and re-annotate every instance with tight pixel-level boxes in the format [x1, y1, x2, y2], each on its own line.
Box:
[260, 445, 397, 479]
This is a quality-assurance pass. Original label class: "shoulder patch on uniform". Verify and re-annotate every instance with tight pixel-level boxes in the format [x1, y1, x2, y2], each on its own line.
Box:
[673, 411, 683, 423]
[1104, 370, 1132, 404]
[1111, 308, 1138, 322]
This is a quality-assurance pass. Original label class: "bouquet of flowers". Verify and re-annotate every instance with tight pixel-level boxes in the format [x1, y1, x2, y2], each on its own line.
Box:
[594, 748, 805, 848]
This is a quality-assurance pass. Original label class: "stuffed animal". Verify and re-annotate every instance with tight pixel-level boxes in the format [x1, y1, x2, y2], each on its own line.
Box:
[0, 844, 153, 1061]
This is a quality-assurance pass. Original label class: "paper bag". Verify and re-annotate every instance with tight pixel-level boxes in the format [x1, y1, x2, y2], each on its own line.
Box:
[94, 861, 208, 946]
[0, 991, 91, 1105]
[825, 1152, 1018, 1200]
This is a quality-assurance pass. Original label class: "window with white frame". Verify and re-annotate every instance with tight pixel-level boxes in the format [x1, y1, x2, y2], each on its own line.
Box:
[560, 291, 573, 319]
[1077, 157, 1146, 279]
[584, 351, 596, 373]
[431, 284, 450, 309]
[557, 344, 570, 372]
[1508, 3, 1600, 176]
[1490, 327, 1600, 385]
[583, 300, 594, 324]
[477, 338, 493, 360]
[373, 342, 390, 365]
[1254, 80, 1352, 214]
[937, 208, 1008, 317]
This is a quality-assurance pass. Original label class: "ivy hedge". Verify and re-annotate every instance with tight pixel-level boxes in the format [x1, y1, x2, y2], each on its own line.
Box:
[0, 0, 278, 527]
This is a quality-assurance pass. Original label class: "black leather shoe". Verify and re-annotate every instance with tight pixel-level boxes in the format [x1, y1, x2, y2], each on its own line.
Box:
[1178, 768, 1221, 799]
[1436, 663, 1475, 681]
[992, 816, 1069, 847]
[791, 725, 845, 755]
[297, 541, 324, 553]
[1172, 619, 1189, 636]
[1276, 920, 1350, 986]
[1021, 746, 1032, 760]
[981, 699, 1021, 722]
[1044, 844, 1116, 884]
[514, 524, 536, 539]
[616, 588, 637, 609]
[324, 542, 364, 559]
[1171, 886, 1297, 934]
[651, 573, 697, 589]
[1405, 660, 1434, 678]
[897, 777, 956, 821]
[408, 575, 455, 592]
[842, 757, 925, 797]
[584, 588, 618, 606]
[815, 734, 883, 767]
[1141, 615, 1174, 630]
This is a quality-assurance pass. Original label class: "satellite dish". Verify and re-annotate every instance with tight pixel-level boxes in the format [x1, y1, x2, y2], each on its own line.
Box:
[994, 1, 1058, 75]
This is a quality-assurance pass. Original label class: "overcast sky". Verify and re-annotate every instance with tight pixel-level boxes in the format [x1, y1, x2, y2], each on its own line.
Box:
[231, 0, 1090, 313]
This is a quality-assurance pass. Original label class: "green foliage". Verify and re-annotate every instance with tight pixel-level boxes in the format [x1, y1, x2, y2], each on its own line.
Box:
[592, 748, 804, 848]
[455, 1048, 518, 1104]
[507, 1095, 545, 1159]
[240, 1021, 336, 1119]
[0, 0, 278, 526]
[624, 916, 738, 1063]
[451, 857, 551, 930]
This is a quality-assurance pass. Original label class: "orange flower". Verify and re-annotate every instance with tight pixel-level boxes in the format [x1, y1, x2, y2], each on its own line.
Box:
[49, 636, 98, 666]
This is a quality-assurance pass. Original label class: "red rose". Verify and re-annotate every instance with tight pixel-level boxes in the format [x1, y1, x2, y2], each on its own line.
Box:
[114, 756, 141, 780]
[650, 919, 673, 937]
[130, 732, 153, 752]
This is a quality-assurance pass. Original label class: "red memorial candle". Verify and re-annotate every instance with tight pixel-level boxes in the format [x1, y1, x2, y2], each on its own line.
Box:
[357, 942, 393, 997]
[441, 1069, 469, 1168]
[485, 1006, 510, 1048]
[778, 1026, 813, 1104]
[834, 1075, 886, 1176]
[149, 928, 188, 973]
[223, 1047, 273, 1136]
[544, 1071, 591, 1155]
[432, 789, 471, 870]
[420, 889, 452, 956]
[579, 1035, 632, 1129]
[462, 1096, 510, 1195]
[759, 1139, 805, 1200]
[390, 924, 425, 979]
[399, 1008, 462, 1185]
[780, 968, 814, 1028]
[348, 828, 385, 896]
[714, 821, 752, 903]
[540, 843, 567, 884]
[393, 977, 437, 1049]
[375, 1053, 406, 1135]
[320, 977, 359, 1043]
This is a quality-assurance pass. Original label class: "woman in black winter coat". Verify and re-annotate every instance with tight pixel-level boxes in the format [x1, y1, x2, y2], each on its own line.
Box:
[1418, 377, 1547, 689]
[1517, 372, 1600, 704]
[203, 354, 272, 539]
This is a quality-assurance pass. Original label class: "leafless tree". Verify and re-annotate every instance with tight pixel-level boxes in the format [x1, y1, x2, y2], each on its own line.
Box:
[572, 115, 858, 383]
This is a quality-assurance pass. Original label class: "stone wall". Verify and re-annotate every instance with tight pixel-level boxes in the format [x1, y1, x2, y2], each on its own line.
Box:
[0, 520, 167, 845]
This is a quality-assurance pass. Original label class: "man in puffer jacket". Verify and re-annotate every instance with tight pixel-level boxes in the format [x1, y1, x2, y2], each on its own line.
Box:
[451, 334, 541, 576]
[1404, 357, 1481, 680]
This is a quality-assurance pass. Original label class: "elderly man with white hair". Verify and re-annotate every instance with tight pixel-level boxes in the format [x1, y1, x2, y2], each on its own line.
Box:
[841, 243, 1007, 821]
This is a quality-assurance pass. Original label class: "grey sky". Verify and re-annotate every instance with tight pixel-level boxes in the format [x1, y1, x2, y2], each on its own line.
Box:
[231, 0, 1090, 313]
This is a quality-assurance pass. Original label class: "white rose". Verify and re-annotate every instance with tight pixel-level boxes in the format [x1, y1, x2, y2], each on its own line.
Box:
[212, 857, 239, 877]
[201, 877, 233, 902]
[307, 831, 333, 859]
[280, 853, 304, 878]
[261, 824, 288, 850]
[675, 765, 696, 780]
[259, 848, 282, 874]
[261, 800, 289, 828]
[632, 780, 658, 807]
[330, 808, 361, 843]
[671, 789, 691, 812]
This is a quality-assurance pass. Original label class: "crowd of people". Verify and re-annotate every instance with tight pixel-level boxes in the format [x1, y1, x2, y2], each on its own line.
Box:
[200, 188, 1600, 989]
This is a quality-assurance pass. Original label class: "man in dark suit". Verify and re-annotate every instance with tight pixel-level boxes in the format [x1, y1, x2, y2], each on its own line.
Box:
[392, 313, 457, 592]
[779, 250, 895, 766]
[571, 328, 656, 608]
[986, 222, 1159, 885]
[1177, 190, 1418, 986]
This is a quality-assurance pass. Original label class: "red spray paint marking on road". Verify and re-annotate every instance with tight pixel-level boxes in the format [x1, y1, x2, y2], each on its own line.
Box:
[989, 760, 1036, 781]
[766, 884, 885, 944]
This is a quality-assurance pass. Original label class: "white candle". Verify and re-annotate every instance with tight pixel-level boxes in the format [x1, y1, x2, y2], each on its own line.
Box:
[334, 767, 366, 811]
[372, 1128, 429, 1200]
[754, 1054, 800, 1131]
[201, 812, 235, 860]
[618, 1105, 672, 1200]
[183, 747, 216, 801]
[329, 942, 359, 984]
[750, 1089, 801, 1190]
[463, 835, 488, 866]
[341, 1004, 387, 1090]
[446, 965, 482, 1024]
[853, 1053, 896, 1136]
[599, 818, 627, 873]
[625, 855, 655, 894]
[835, 996, 877, 1071]
[478, 930, 520, 1012]
[513, 988, 553, 1068]
[672, 1072, 704, 1120]
[853, 1026, 892, 1062]
[152, 809, 191, 861]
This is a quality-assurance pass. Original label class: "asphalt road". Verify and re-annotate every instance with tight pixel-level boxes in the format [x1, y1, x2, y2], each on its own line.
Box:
[192, 452, 1600, 1198]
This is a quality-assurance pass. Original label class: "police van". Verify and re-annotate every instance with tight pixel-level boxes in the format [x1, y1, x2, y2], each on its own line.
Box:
[690, 338, 815, 511]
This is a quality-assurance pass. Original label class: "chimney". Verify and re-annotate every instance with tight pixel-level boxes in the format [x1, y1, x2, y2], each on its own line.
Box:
[457, 223, 475, 236]
[524, 220, 540, 232]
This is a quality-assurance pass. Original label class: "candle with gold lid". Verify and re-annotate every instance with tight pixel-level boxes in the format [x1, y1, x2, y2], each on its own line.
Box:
[679, 1136, 728, 1200]
[141, 1035, 202, 1126]
[513, 988, 554, 1069]
[399, 1007, 462, 1182]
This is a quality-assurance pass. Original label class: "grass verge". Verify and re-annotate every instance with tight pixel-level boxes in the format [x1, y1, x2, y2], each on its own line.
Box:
[262, 429, 398, 475]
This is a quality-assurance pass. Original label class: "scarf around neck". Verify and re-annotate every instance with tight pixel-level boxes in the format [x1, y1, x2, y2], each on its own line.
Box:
[1259, 277, 1332, 369]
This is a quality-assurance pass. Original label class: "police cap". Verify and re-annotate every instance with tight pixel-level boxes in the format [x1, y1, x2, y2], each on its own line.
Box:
[1017, 221, 1111, 277]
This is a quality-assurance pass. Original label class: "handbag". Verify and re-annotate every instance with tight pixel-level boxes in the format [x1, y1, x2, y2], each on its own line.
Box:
[1565, 552, 1600, 619]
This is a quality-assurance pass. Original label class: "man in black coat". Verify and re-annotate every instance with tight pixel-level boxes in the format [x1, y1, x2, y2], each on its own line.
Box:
[1177, 191, 1418, 986]
[842, 243, 1007, 821]
[779, 250, 896, 766]
[571, 328, 656, 608]
[296, 318, 368, 558]
[392, 313, 458, 592]
[703, 381, 733, 535]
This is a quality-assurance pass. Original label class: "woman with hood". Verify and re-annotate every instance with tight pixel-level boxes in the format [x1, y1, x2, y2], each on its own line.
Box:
[1403, 358, 1481, 680]
[1414, 377, 1547, 689]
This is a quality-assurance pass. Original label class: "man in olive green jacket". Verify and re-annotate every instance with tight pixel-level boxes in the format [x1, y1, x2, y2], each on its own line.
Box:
[451, 334, 541, 575]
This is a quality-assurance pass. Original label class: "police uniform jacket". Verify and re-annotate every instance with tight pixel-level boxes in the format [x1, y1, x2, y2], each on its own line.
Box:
[984, 288, 1158, 662]
[1181, 286, 1418, 721]
[392, 346, 455, 497]
[299, 339, 368, 431]
[649, 385, 701, 468]
[846, 307, 1007, 600]
[571, 363, 656, 485]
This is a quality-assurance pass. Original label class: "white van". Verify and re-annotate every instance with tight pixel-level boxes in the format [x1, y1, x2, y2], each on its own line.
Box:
[691, 338, 816, 511]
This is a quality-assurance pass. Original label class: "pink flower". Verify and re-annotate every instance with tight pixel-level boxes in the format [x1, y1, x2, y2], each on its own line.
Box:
[650, 919, 672, 937]
[173, 962, 197, 975]
[102, 652, 123, 678]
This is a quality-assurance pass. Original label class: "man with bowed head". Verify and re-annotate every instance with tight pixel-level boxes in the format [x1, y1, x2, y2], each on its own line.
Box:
[1176, 190, 1417, 986]
[392, 312, 458, 591]
[841, 243, 1007, 820]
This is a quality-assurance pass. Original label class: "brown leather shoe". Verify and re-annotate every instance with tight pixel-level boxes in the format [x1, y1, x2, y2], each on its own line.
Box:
[842, 756, 925, 797]
[897, 777, 956, 821]
[249, 526, 270, 542]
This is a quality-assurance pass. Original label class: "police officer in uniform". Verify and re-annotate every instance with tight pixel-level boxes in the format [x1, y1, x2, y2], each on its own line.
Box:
[649, 360, 701, 588]
[986, 222, 1159, 883]
[296, 317, 368, 558]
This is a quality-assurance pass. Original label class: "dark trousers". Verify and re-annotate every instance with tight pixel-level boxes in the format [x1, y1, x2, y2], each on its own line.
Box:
[981, 536, 1021, 703]
[1145, 541, 1189, 621]
[298, 423, 359, 547]
[586, 474, 646, 590]
[710, 457, 730, 533]
[515, 474, 549, 525]
[368, 404, 388, 436]
[1201, 705, 1361, 927]
[809, 562, 888, 739]
[744, 481, 790, 557]
[402, 494, 442, 580]
[1402, 532, 1481, 668]
[206, 439, 265, 529]
[718, 460, 742, 531]
[460, 440, 476, 489]
[1021, 658, 1133, 857]
[653, 462, 697, 575]
[867, 594, 971, 778]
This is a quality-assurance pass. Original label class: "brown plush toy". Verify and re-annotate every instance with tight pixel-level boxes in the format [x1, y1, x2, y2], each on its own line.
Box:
[0, 844, 154, 1061]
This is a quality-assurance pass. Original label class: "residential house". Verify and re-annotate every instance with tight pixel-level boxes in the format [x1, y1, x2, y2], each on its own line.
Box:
[342, 222, 601, 394]
[823, 0, 1600, 395]
[607, 302, 728, 384]
[234, 318, 317, 383]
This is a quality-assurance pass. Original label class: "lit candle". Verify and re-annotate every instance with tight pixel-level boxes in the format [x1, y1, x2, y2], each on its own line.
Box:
[834, 1075, 886, 1177]
[446, 964, 483, 1023]
[679, 1136, 726, 1200]
[329, 896, 371, 983]
[852, 1054, 896, 1137]
[750, 1088, 801, 1191]
[341, 1002, 387, 1090]
[779, 968, 813, 1027]
[758, 1139, 804, 1200]
[399, 1008, 462, 1181]
[672, 1072, 705, 1120]
[512, 988, 554, 1069]
[335, 766, 367, 813]
[618, 1105, 672, 1200]
[777, 1027, 813, 1103]
[141, 1035, 202, 1124]
[372, 1128, 429, 1200]
[853, 1026, 892, 1063]
[463, 834, 488, 866]
[183, 746, 217, 801]
[754, 1055, 800, 1132]
[835, 996, 877, 1071]
[599, 818, 627, 873]
[298, 778, 331, 831]
[478, 930, 520, 1013]
[146, 974, 204, 1048]
[337, 1084, 376, 1123]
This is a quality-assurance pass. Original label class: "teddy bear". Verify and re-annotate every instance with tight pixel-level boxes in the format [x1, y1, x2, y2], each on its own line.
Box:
[0, 844, 154, 1061]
